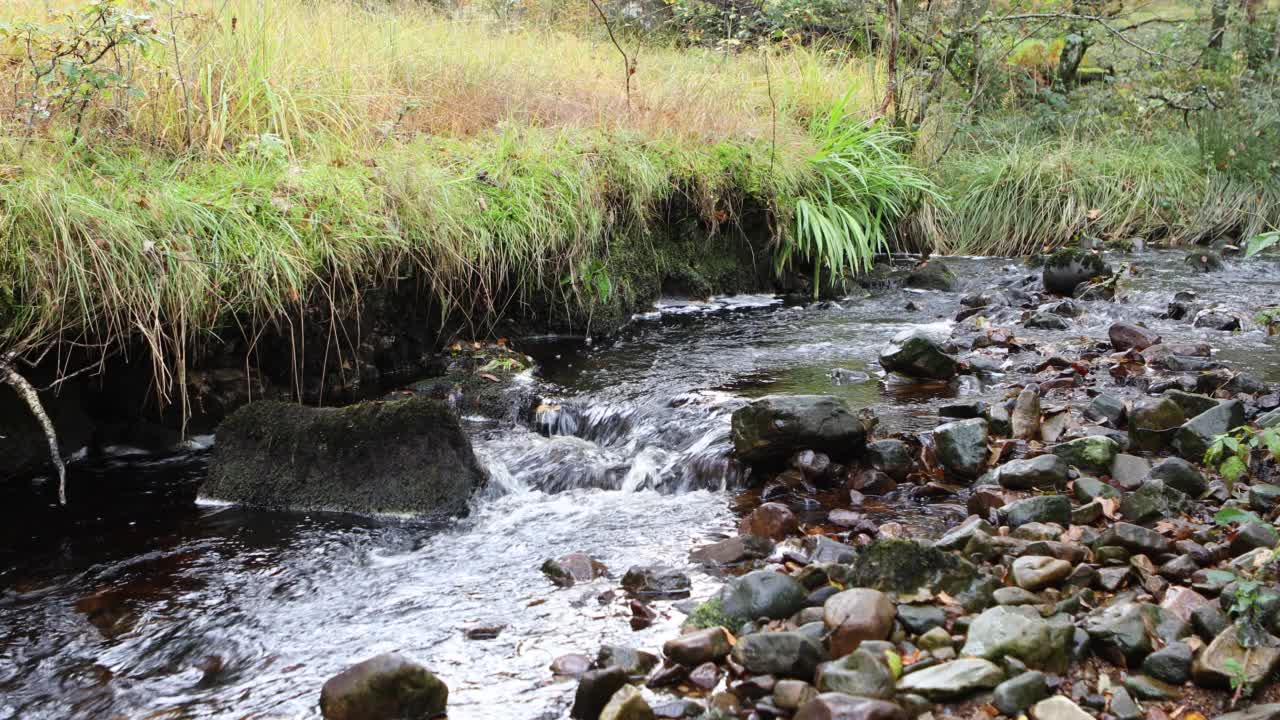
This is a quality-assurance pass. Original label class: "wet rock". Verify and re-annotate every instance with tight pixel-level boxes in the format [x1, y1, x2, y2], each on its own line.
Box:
[599, 685, 654, 720]
[691, 535, 773, 566]
[1025, 311, 1069, 330]
[597, 646, 659, 678]
[1083, 597, 1190, 665]
[994, 587, 1040, 605]
[896, 658, 1004, 699]
[544, 553, 609, 588]
[1086, 394, 1127, 427]
[1012, 556, 1072, 591]
[1192, 604, 1229, 641]
[995, 454, 1069, 490]
[794, 693, 907, 720]
[792, 449, 834, 480]
[1149, 457, 1207, 497]
[731, 631, 826, 678]
[731, 395, 867, 465]
[1120, 480, 1191, 525]
[1109, 322, 1161, 352]
[1124, 673, 1182, 700]
[1162, 389, 1219, 418]
[1192, 308, 1241, 330]
[687, 662, 720, 690]
[621, 567, 691, 600]
[1073, 476, 1119, 502]
[823, 589, 895, 657]
[934, 516, 996, 551]
[845, 539, 994, 610]
[1230, 522, 1280, 556]
[1052, 436, 1118, 474]
[1141, 641, 1193, 684]
[1109, 453, 1150, 491]
[208, 398, 485, 515]
[319, 654, 448, 720]
[663, 627, 733, 666]
[1031, 695, 1093, 720]
[934, 418, 990, 478]
[1003, 495, 1071, 528]
[807, 536, 857, 564]
[865, 439, 913, 480]
[552, 654, 594, 677]
[906, 260, 958, 291]
[1011, 385, 1042, 441]
[719, 570, 807, 621]
[961, 605, 1070, 670]
[1043, 248, 1110, 296]
[1160, 586, 1212, 623]
[1109, 687, 1141, 720]
[1250, 483, 1280, 512]
[1128, 396, 1185, 452]
[986, 403, 1013, 436]
[1174, 400, 1246, 461]
[1159, 554, 1199, 581]
[967, 486, 1007, 519]
[774, 679, 820, 710]
[896, 605, 946, 635]
[815, 647, 895, 699]
[878, 329, 959, 380]
[848, 469, 898, 496]
[740, 502, 799, 541]
[993, 670, 1049, 716]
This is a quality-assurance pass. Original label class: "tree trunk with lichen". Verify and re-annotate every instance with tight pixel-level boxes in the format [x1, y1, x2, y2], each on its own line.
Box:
[0, 352, 66, 505]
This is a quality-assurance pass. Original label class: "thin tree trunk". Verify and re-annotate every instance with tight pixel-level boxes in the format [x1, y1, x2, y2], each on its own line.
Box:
[1, 353, 66, 505]
[879, 0, 900, 120]
[1209, 0, 1229, 52]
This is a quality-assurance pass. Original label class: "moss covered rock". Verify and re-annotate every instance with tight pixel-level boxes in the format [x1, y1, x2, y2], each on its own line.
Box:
[319, 654, 447, 720]
[206, 397, 484, 515]
[1042, 248, 1111, 296]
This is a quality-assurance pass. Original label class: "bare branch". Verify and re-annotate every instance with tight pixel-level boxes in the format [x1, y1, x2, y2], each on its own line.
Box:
[587, 0, 634, 111]
[1, 351, 67, 505]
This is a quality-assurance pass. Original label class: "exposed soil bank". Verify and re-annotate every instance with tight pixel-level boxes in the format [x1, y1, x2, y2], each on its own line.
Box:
[0, 204, 776, 490]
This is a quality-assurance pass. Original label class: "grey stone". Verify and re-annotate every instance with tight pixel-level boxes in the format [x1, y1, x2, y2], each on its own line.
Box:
[879, 329, 959, 380]
[896, 604, 946, 635]
[1141, 641, 1193, 684]
[571, 667, 630, 720]
[934, 418, 990, 478]
[996, 454, 1069, 490]
[993, 671, 1049, 716]
[1083, 598, 1190, 665]
[599, 685, 654, 720]
[815, 648, 895, 699]
[731, 630, 827, 678]
[1004, 495, 1071, 528]
[1173, 400, 1246, 461]
[1230, 522, 1280, 557]
[1030, 696, 1093, 720]
[1150, 457, 1207, 497]
[1096, 522, 1172, 555]
[621, 567, 690, 599]
[1086, 394, 1127, 427]
[1128, 396, 1185, 452]
[1012, 385, 1042, 441]
[896, 658, 1004, 700]
[1110, 453, 1150, 491]
[1109, 687, 1142, 720]
[1120, 479, 1191, 525]
[866, 439, 913, 480]
[719, 570, 807, 622]
[1073, 476, 1119, 502]
[961, 605, 1070, 670]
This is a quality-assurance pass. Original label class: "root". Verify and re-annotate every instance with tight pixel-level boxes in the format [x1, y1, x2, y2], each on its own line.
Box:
[1, 351, 67, 505]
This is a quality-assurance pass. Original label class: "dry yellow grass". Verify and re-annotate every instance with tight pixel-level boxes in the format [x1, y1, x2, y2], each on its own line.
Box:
[0, 0, 880, 156]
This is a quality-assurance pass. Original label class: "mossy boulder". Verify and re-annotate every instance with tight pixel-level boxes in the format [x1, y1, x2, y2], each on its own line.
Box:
[879, 329, 959, 380]
[206, 397, 484, 515]
[844, 539, 995, 610]
[319, 654, 447, 720]
[1042, 248, 1111, 296]
[904, 260, 958, 291]
[730, 395, 866, 465]
[1052, 436, 1118, 474]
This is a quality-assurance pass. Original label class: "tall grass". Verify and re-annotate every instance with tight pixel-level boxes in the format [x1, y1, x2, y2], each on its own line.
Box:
[0, 0, 910, 401]
[919, 135, 1209, 255]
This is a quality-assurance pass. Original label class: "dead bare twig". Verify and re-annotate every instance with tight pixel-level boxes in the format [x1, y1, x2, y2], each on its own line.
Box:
[587, 0, 634, 111]
[1, 350, 66, 505]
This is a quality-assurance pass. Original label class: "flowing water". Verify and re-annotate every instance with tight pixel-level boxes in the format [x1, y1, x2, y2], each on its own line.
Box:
[3, 250, 1279, 720]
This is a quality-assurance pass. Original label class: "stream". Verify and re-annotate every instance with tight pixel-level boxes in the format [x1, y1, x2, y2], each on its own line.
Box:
[2, 250, 1279, 719]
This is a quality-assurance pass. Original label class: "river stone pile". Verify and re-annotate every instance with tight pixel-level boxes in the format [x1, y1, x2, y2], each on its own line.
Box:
[557, 251, 1280, 720]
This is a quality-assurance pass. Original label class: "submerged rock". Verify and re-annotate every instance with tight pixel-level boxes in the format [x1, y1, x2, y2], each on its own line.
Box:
[731, 395, 866, 465]
[879, 329, 959, 380]
[207, 398, 485, 515]
[543, 553, 609, 588]
[319, 654, 447, 720]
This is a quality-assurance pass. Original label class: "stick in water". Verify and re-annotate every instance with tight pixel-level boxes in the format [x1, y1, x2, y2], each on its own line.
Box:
[1, 354, 66, 504]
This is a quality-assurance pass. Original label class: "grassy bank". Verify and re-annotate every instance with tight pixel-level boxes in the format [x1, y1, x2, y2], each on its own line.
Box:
[0, 0, 940, 392]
